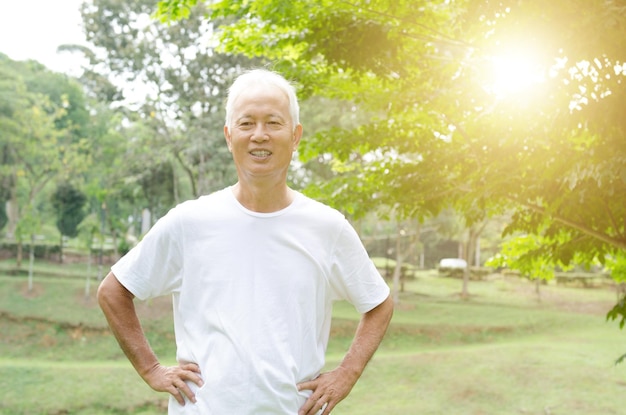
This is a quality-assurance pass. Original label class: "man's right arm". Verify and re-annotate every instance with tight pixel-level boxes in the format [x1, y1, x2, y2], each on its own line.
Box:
[97, 272, 203, 406]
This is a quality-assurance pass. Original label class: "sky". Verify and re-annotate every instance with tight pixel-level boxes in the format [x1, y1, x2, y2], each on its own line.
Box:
[0, 0, 87, 75]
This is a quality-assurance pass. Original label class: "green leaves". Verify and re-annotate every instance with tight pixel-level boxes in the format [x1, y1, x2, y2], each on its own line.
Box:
[303, 10, 400, 76]
[605, 252, 626, 283]
[154, 0, 200, 22]
[159, 0, 626, 272]
[607, 296, 626, 329]
[51, 183, 88, 239]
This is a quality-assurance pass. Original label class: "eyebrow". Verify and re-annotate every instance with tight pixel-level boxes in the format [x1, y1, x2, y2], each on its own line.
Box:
[235, 113, 286, 122]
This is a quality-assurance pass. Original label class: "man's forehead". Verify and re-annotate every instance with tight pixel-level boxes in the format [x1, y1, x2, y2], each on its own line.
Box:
[233, 90, 289, 113]
[234, 85, 289, 104]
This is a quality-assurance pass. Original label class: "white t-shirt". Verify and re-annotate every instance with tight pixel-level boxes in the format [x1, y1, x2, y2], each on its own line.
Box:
[111, 187, 390, 414]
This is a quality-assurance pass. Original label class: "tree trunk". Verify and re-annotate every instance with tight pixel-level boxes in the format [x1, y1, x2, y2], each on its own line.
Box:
[59, 232, 64, 264]
[173, 165, 180, 204]
[392, 233, 404, 306]
[98, 202, 106, 280]
[27, 234, 35, 292]
[460, 222, 488, 298]
[85, 250, 92, 300]
[16, 240, 23, 268]
[391, 261, 403, 305]
[461, 229, 476, 299]
[5, 186, 18, 238]
[112, 229, 119, 259]
[461, 266, 470, 298]
[391, 219, 420, 305]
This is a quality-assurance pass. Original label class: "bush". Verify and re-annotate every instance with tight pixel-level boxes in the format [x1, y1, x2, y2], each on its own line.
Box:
[439, 266, 491, 280]
[0, 241, 60, 259]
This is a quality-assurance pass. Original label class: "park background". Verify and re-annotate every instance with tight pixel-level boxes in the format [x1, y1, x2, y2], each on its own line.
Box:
[1, 0, 626, 413]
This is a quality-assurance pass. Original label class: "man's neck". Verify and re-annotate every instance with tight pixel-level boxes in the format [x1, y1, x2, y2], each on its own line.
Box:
[231, 181, 295, 213]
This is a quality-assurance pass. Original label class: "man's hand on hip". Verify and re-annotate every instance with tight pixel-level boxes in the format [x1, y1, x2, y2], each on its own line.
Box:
[143, 362, 203, 406]
[297, 366, 358, 415]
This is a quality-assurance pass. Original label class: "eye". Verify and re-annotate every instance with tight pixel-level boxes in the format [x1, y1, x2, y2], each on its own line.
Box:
[267, 120, 283, 128]
[238, 121, 254, 128]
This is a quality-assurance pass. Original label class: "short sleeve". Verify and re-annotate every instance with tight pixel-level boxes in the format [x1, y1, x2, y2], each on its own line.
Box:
[111, 207, 183, 301]
[329, 220, 390, 313]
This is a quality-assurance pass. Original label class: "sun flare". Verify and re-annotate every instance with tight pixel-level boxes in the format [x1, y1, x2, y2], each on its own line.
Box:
[486, 51, 546, 97]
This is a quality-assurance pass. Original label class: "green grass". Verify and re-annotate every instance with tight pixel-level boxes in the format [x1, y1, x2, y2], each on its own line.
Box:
[1, 261, 625, 414]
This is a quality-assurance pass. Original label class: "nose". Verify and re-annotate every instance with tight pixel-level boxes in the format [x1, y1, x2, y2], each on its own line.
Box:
[251, 124, 269, 142]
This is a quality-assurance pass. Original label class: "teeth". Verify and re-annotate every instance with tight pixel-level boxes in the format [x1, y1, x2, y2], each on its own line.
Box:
[251, 150, 271, 157]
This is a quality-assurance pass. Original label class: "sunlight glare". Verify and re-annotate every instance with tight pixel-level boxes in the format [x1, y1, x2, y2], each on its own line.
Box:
[488, 52, 546, 97]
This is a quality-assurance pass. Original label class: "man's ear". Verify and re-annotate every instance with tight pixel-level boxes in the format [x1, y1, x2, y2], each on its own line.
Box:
[292, 124, 303, 151]
[224, 126, 232, 152]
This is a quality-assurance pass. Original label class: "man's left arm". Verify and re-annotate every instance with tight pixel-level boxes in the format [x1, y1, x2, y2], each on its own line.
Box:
[298, 294, 394, 415]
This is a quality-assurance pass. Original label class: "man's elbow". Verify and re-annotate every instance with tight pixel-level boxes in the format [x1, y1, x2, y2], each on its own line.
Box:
[368, 295, 394, 326]
[97, 273, 113, 310]
[380, 295, 394, 324]
[97, 272, 132, 310]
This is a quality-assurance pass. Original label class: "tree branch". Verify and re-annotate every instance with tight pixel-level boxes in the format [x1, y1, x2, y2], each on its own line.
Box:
[604, 197, 625, 239]
[510, 197, 626, 250]
[339, 0, 473, 49]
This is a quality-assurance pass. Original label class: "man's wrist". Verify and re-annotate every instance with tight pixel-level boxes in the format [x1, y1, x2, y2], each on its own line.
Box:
[337, 362, 362, 382]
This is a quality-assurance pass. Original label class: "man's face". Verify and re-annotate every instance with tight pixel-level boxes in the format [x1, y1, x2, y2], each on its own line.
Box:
[224, 85, 302, 182]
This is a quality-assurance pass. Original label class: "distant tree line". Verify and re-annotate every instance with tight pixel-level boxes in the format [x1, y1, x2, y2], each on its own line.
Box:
[1, 0, 625, 311]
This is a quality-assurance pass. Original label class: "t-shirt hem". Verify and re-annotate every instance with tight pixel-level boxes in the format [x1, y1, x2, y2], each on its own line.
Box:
[110, 263, 152, 301]
[355, 285, 391, 314]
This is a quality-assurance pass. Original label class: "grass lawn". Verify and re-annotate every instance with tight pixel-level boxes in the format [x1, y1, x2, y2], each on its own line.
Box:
[1, 260, 625, 414]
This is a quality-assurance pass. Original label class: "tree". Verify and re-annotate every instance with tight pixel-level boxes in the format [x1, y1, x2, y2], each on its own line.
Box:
[77, 212, 103, 299]
[10, 94, 69, 272]
[0, 54, 90, 273]
[77, 0, 259, 205]
[51, 182, 87, 263]
[0, 198, 6, 232]
[0, 56, 31, 239]
[15, 204, 40, 292]
[155, 0, 625, 286]
[387, 217, 420, 305]
[449, 0, 626, 286]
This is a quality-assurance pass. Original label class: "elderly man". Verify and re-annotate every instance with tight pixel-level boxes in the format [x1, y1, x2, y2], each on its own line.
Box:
[98, 68, 393, 415]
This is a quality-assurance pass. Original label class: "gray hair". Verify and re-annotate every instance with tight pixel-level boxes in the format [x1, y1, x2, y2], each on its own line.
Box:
[225, 69, 300, 131]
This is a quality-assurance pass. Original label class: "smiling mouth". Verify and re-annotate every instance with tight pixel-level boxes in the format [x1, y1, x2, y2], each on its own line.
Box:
[250, 150, 271, 157]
